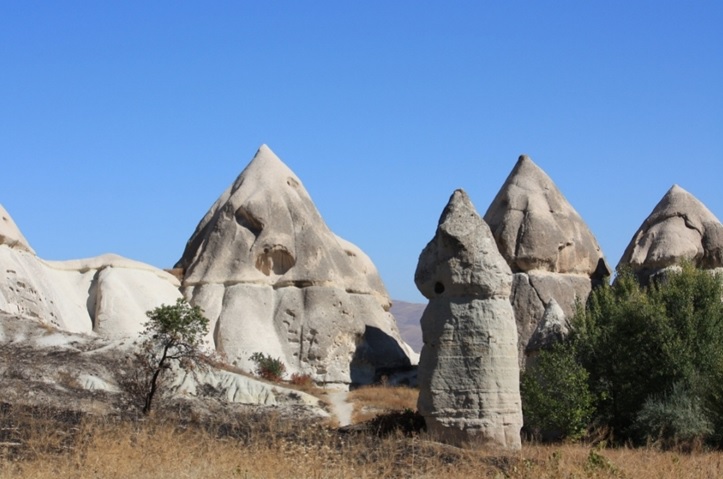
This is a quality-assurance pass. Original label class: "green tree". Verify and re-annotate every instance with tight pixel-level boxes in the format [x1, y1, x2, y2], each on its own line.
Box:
[137, 298, 210, 415]
[571, 264, 723, 444]
[521, 343, 594, 441]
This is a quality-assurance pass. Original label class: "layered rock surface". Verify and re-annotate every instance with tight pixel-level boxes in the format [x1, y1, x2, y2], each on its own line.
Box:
[0, 209, 182, 338]
[415, 189, 522, 449]
[484, 155, 609, 364]
[618, 185, 723, 281]
[175, 145, 415, 385]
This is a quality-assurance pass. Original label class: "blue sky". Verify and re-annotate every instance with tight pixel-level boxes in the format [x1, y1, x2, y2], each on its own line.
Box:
[2, 2, 722, 302]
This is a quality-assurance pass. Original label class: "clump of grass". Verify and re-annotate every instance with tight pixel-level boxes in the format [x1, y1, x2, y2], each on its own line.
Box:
[348, 384, 419, 423]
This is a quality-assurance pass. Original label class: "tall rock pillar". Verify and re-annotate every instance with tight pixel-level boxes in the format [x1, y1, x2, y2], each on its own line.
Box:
[415, 189, 522, 449]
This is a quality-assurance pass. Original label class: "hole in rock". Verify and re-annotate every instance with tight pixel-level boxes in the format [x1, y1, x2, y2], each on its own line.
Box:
[255, 246, 296, 276]
[434, 282, 445, 294]
[235, 206, 263, 236]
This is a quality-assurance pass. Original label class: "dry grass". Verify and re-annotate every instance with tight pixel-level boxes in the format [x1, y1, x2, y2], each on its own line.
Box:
[3, 391, 723, 479]
[348, 384, 419, 423]
[0, 387, 723, 479]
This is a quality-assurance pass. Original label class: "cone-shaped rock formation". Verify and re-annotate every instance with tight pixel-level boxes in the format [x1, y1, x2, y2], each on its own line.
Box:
[484, 155, 609, 365]
[415, 189, 522, 449]
[176, 145, 415, 385]
[618, 185, 723, 281]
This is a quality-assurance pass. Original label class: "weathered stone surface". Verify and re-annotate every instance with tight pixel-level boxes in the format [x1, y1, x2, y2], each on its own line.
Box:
[416, 189, 522, 449]
[618, 185, 723, 281]
[526, 298, 569, 355]
[0, 204, 34, 254]
[484, 155, 610, 278]
[177, 145, 415, 385]
[0, 210, 182, 338]
[484, 156, 608, 365]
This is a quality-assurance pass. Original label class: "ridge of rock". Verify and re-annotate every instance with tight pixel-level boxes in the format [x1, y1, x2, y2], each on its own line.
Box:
[618, 185, 723, 277]
[176, 145, 415, 385]
[0, 204, 35, 254]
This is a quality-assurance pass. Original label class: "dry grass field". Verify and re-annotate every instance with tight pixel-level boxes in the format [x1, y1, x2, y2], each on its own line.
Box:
[2, 388, 723, 479]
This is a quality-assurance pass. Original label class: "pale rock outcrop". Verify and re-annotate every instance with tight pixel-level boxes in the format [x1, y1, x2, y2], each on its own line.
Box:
[0, 311, 328, 416]
[415, 189, 522, 449]
[175, 145, 415, 385]
[484, 155, 609, 365]
[525, 298, 569, 355]
[0, 208, 182, 338]
[0, 204, 34, 254]
[618, 185, 723, 282]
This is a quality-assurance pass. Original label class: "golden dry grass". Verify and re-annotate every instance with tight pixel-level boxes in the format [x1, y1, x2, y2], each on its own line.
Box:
[348, 384, 419, 423]
[3, 390, 723, 479]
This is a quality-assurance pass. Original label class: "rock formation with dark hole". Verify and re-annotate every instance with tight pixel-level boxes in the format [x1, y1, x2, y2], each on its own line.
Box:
[415, 189, 522, 449]
[175, 145, 416, 385]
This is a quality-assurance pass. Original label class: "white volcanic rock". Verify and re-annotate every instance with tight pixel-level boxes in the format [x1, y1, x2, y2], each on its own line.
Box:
[0, 207, 182, 338]
[526, 298, 569, 354]
[484, 156, 609, 365]
[415, 189, 522, 449]
[484, 155, 610, 277]
[618, 185, 723, 280]
[0, 204, 34, 254]
[176, 145, 414, 385]
[0, 312, 328, 417]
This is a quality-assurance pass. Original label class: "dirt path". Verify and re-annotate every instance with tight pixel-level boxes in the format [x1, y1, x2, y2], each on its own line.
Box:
[326, 390, 353, 427]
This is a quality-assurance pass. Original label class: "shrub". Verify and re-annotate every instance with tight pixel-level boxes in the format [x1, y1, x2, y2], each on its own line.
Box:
[249, 352, 286, 382]
[634, 382, 712, 449]
[521, 343, 594, 441]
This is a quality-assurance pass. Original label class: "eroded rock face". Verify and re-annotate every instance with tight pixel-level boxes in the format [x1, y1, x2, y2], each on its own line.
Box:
[415, 189, 522, 449]
[0, 204, 34, 254]
[526, 298, 569, 355]
[618, 185, 723, 282]
[176, 145, 415, 385]
[0, 208, 182, 338]
[484, 155, 609, 364]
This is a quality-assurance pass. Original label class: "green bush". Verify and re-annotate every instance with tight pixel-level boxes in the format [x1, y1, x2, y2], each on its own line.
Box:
[249, 352, 286, 382]
[521, 343, 594, 441]
[634, 382, 712, 449]
[571, 263, 723, 444]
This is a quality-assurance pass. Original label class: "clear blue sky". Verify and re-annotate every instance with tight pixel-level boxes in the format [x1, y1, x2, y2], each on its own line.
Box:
[2, 2, 722, 302]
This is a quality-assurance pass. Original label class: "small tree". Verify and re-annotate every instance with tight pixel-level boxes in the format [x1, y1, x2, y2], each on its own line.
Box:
[521, 343, 594, 441]
[137, 298, 209, 415]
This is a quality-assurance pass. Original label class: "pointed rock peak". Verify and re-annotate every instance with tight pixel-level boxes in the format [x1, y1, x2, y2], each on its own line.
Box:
[416, 189, 511, 300]
[484, 155, 609, 277]
[651, 184, 721, 225]
[503, 154, 554, 191]
[0, 204, 35, 254]
[251, 143, 281, 164]
[618, 185, 723, 274]
[438, 189, 478, 229]
[237, 144, 301, 186]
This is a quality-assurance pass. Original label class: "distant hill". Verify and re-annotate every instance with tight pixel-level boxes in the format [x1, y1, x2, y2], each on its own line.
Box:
[390, 300, 425, 353]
